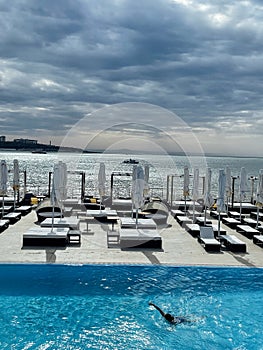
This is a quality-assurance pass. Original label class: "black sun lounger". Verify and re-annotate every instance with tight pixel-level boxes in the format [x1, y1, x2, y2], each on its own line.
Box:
[210, 211, 228, 219]
[242, 218, 258, 228]
[198, 226, 221, 252]
[177, 216, 192, 227]
[185, 223, 200, 237]
[14, 205, 32, 216]
[119, 228, 162, 249]
[195, 217, 212, 226]
[0, 219, 9, 233]
[253, 235, 263, 247]
[222, 217, 241, 229]
[236, 225, 260, 239]
[2, 212, 21, 224]
[219, 235, 246, 252]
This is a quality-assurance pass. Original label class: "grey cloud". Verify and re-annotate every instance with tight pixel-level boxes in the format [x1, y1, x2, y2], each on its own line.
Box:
[0, 0, 263, 155]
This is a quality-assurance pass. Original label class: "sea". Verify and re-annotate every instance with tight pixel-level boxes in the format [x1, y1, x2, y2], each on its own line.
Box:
[1, 151, 263, 204]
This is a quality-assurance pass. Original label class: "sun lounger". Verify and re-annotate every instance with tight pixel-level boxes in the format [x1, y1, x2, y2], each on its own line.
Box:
[242, 218, 257, 228]
[228, 211, 245, 219]
[176, 216, 192, 227]
[219, 235, 246, 252]
[40, 217, 80, 230]
[120, 217, 157, 229]
[187, 210, 202, 218]
[210, 225, 227, 236]
[236, 225, 260, 239]
[2, 212, 21, 224]
[0, 219, 9, 233]
[0, 205, 13, 215]
[119, 228, 162, 249]
[185, 223, 200, 237]
[198, 226, 221, 252]
[171, 209, 185, 218]
[250, 211, 263, 220]
[14, 205, 32, 216]
[23, 227, 69, 247]
[222, 217, 241, 229]
[253, 235, 263, 247]
[209, 210, 227, 219]
[195, 217, 212, 226]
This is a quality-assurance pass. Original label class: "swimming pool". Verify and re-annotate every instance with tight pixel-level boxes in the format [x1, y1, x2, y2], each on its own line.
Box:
[0, 264, 262, 350]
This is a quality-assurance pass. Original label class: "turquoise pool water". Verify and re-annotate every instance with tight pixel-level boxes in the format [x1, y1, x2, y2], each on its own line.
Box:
[0, 264, 262, 350]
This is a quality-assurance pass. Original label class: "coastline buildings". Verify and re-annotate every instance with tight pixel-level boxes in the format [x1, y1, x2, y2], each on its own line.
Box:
[0, 136, 59, 152]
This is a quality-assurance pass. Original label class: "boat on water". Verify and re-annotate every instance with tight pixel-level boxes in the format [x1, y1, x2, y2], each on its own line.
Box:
[122, 158, 139, 164]
[32, 150, 47, 154]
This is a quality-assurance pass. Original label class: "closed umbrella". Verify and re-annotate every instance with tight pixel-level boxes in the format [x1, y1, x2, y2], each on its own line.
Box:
[239, 167, 248, 221]
[60, 161, 67, 216]
[256, 169, 263, 229]
[0, 160, 8, 217]
[143, 164, 150, 199]
[192, 168, 199, 222]
[217, 169, 226, 234]
[98, 162, 106, 211]
[132, 165, 145, 227]
[225, 166, 231, 213]
[131, 165, 137, 217]
[51, 162, 67, 228]
[13, 159, 20, 208]
[183, 166, 190, 213]
[204, 168, 213, 225]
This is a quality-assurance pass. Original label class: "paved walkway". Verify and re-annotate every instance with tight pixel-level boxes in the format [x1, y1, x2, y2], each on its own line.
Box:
[0, 210, 262, 267]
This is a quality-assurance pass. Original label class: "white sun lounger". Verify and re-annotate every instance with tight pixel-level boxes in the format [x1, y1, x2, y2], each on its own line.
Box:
[120, 217, 157, 229]
[219, 235, 246, 252]
[198, 226, 221, 252]
[40, 217, 80, 230]
[236, 225, 260, 239]
[253, 235, 263, 247]
[23, 227, 69, 247]
[0, 219, 9, 232]
[119, 228, 162, 249]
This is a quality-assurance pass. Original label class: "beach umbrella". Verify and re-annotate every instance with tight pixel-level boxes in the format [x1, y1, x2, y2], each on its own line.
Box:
[204, 168, 213, 225]
[183, 166, 190, 213]
[256, 169, 263, 229]
[239, 167, 248, 221]
[98, 162, 106, 211]
[51, 162, 67, 227]
[217, 169, 226, 234]
[132, 165, 145, 226]
[131, 165, 137, 217]
[13, 159, 20, 208]
[192, 168, 199, 222]
[143, 164, 150, 199]
[225, 166, 231, 213]
[0, 160, 8, 217]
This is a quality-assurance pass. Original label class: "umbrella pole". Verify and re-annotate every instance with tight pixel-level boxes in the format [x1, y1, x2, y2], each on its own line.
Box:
[136, 209, 138, 228]
[240, 199, 242, 222]
[51, 204, 55, 232]
[13, 190, 16, 209]
[184, 196, 186, 214]
[192, 201, 195, 222]
[204, 206, 207, 226]
[218, 213, 221, 235]
[2, 195, 4, 217]
[256, 207, 259, 229]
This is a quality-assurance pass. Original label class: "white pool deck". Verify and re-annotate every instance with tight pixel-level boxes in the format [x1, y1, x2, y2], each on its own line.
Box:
[0, 209, 262, 267]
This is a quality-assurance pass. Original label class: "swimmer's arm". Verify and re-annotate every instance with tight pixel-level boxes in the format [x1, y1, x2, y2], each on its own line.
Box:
[149, 302, 165, 317]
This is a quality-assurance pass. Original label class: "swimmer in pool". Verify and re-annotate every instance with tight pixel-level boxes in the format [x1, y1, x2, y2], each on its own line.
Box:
[149, 302, 193, 325]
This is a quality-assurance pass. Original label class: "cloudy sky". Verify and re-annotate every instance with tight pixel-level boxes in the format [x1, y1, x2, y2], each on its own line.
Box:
[1, 0, 263, 156]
